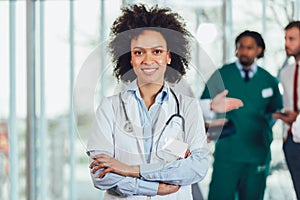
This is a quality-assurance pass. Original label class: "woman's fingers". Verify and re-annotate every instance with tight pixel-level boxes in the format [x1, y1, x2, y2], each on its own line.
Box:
[98, 168, 113, 178]
[89, 153, 110, 169]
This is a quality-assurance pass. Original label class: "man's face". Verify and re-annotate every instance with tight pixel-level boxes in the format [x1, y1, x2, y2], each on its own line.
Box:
[236, 36, 262, 68]
[285, 27, 300, 59]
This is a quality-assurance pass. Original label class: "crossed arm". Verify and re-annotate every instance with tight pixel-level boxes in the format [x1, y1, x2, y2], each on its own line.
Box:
[90, 161, 179, 196]
[90, 149, 191, 178]
[88, 96, 210, 196]
[89, 148, 209, 196]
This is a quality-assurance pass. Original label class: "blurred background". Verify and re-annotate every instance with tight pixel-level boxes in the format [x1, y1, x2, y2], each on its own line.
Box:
[0, 0, 299, 199]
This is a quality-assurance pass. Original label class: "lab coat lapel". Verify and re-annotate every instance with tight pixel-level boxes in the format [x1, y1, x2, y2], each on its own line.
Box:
[152, 95, 176, 155]
[122, 93, 147, 162]
[152, 103, 167, 142]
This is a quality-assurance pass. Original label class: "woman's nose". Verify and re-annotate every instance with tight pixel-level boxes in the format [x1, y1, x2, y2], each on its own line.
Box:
[142, 52, 154, 64]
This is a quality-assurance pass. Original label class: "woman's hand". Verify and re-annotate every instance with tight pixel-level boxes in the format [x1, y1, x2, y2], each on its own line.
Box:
[157, 183, 180, 195]
[184, 149, 191, 158]
[90, 154, 140, 178]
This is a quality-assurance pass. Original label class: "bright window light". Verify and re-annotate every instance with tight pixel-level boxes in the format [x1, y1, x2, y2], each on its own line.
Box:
[196, 22, 218, 44]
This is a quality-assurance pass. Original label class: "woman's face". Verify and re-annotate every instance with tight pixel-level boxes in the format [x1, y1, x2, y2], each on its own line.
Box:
[130, 30, 171, 86]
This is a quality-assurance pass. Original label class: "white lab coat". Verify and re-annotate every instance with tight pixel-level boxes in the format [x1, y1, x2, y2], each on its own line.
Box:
[87, 83, 209, 200]
[279, 62, 300, 143]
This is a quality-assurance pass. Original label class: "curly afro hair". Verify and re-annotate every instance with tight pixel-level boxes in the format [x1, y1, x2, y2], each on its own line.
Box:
[108, 4, 192, 83]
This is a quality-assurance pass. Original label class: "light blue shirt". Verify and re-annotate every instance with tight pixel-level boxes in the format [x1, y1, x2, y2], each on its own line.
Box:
[236, 60, 257, 79]
[88, 80, 210, 198]
[128, 83, 168, 163]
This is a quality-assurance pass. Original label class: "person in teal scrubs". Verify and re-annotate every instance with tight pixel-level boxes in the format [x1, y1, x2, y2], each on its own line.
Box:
[201, 30, 283, 200]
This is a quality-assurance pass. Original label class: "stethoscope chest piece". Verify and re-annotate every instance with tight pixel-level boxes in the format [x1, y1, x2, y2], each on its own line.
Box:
[124, 120, 133, 133]
[120, 94, 134, 133]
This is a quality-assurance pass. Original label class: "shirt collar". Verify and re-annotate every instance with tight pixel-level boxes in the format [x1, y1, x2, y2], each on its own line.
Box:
[236, 60, 257, 73]
[123, 79, 169, 104]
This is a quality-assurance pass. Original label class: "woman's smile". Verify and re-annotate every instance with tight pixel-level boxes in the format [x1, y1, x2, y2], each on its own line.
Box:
[130, 30, 171, 86]
[140, 66, 159, 74]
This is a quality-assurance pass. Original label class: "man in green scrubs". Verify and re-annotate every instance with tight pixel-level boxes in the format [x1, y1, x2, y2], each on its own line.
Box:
[201, 30, 283, 200]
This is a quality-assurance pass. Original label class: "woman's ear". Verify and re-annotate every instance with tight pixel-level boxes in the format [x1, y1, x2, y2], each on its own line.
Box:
[167, 51, 171, 65]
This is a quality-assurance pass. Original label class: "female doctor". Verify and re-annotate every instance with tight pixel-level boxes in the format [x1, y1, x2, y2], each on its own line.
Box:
[87, 4, 210, 199]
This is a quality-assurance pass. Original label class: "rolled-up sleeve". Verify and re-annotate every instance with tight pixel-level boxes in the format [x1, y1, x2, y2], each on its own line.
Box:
[90, 161, 158, 196]
[140, 148, 210, 186]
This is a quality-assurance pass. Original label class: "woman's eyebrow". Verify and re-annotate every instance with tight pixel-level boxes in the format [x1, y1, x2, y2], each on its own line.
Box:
[132, 45, 165, 50]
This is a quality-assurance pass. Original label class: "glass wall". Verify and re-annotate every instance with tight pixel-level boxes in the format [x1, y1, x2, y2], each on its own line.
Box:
[0, 0, 299, 200]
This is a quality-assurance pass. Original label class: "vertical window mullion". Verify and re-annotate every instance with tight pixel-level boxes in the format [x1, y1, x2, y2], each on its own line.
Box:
[9, 1, 18, 199]
[38, 0, 47, 199]
[69, 1, 76, 200]
[222, 0, 233, 63]
[26, 0, 37, 199]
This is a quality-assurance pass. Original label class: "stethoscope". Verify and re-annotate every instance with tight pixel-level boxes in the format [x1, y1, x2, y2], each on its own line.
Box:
[119, 88, 185, 134]
[119, 88, 185, 161]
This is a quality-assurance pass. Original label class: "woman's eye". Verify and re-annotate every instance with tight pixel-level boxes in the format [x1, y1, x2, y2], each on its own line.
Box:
[133, 51, 143, 55]
[153, 49, 163, 54]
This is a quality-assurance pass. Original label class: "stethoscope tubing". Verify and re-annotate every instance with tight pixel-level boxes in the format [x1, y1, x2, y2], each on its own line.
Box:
[119, 88, 185, 161]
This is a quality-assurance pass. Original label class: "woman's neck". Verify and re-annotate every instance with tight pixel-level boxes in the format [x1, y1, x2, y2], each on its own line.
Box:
[138, 83, 163, 110]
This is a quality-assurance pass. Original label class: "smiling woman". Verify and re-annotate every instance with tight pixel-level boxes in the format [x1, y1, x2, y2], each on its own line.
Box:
[130, 30, 171, 100]
[86, 3, 210, 200]
[2, 0, 298, 199]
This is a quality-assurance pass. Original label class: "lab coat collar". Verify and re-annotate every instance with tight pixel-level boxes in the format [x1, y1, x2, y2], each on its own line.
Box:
[122, 79, 170, 104]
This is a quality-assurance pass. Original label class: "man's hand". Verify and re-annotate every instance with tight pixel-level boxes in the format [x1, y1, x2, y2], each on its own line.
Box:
[157, 183, 180, 195]
[272, 110, 298, 125]
[90, 154, 140, 178]
[211, 90, 243, 113]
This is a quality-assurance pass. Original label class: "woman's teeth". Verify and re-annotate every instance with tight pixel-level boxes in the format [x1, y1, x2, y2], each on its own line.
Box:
[142, 68, 156, 73]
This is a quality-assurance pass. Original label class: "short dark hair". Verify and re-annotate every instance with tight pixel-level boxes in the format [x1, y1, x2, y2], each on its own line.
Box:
[284, 21, 300, 31]
[108, 4, 192, 83]
[235, 30, 265, 59]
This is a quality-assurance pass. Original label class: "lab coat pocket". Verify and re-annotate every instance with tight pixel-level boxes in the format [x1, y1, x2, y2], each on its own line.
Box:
[157, 116, 184, 145]
[114, 124, 145, 164]
[165, 116, 184, 139]
[153, 116, 185, 163]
